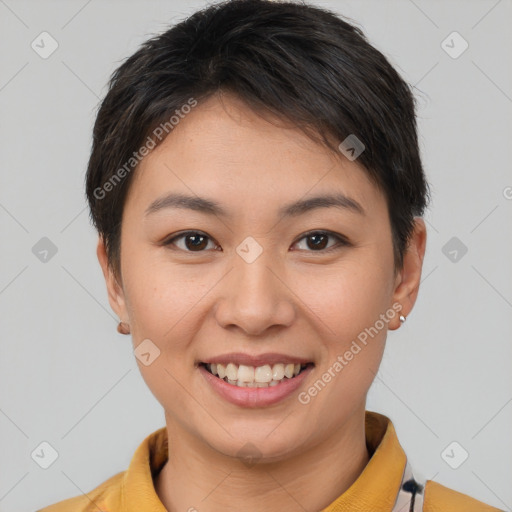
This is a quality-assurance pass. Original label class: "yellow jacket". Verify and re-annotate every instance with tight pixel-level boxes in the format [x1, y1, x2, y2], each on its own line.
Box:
[37, 411, 503, 511]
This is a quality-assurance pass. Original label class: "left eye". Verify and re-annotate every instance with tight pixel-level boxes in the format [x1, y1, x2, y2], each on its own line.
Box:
[163, 230, 349, 253]
[293, 231, 348, 252]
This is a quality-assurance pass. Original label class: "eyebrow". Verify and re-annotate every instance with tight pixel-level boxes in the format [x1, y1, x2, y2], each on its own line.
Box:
[144, 192, 365, 218]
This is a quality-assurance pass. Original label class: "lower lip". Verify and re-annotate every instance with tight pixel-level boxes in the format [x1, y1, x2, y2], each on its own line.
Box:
[199, 364, 314, 408]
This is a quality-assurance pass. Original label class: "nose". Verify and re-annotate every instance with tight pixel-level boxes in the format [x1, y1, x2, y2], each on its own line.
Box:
[214, 248, 296, 337]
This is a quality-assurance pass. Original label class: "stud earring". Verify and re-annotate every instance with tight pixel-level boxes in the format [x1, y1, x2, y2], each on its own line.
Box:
[399, 314, 406, 324]
[117, 321, 131, 335]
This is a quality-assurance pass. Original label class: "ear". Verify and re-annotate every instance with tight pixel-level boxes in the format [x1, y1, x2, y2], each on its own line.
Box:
[389, 218, 427, 330]
[96, 236, 129, 323]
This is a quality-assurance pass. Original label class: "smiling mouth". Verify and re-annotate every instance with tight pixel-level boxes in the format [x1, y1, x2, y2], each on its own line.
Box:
[200, 362, 314, 388]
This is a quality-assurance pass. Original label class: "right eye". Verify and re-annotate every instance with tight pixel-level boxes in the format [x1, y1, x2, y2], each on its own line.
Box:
[163, 231, 219, 252]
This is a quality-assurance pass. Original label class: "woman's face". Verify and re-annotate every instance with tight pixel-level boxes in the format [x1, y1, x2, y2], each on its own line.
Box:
[99, 92, 425, 462]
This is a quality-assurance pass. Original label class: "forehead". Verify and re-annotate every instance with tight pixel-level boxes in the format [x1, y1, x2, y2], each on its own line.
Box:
[126, 93, 385, 218]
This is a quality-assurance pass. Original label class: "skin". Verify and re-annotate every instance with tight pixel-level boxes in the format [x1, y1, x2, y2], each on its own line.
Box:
[97, 91, 426, 512]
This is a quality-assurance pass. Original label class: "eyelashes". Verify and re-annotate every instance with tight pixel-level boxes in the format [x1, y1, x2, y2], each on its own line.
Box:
[162, 230, 351, 254]
[292, 230, 350, 252]
[164, 231, 217, 252]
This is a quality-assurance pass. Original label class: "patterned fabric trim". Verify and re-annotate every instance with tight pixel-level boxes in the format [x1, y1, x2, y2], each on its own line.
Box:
[391, 460, 425, 512]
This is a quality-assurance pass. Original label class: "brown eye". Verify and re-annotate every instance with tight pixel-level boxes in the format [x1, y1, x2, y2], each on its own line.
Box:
[293, 231, 349, 252]
[306, 233, 329, 250]
[164, 231, 217, 252]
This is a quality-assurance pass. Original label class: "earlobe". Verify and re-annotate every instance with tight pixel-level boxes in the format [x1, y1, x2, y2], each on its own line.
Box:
[389, 218, 427, 330]
[96, 237, 128, 322]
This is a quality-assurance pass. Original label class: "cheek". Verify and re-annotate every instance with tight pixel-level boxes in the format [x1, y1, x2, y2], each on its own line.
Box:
[120, 249, 208, 418]
[293, 266, 391, 429]
[121, 243, 210, 344]
[295, 251, 393, 392]
[294, 253, 393, 339]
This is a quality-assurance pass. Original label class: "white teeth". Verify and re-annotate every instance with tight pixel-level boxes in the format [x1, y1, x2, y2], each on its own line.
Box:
[225, 363, 238, 381]
[238, 364, 255, 383]
[272, 364, 285, 380]
[254, 364, 272, 383]
[205, 361, 309, 388]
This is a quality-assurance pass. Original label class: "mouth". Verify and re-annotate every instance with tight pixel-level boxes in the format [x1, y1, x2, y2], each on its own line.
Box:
[200, 361, 315, 388]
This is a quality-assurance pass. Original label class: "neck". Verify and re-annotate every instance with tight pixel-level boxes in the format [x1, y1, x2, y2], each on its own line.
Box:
[155, 407, 370, 512]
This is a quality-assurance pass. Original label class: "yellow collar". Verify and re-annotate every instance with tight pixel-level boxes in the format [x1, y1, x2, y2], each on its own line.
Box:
[122, 410, 407, 511]
[321, 411, 408, 511]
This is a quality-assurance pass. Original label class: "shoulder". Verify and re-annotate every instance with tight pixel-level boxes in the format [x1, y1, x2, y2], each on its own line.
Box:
[36, 471, 124, 512]
[424, 480, 504, 512]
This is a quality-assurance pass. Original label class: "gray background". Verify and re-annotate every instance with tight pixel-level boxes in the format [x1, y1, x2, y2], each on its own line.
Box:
[1, 0, 511, 510]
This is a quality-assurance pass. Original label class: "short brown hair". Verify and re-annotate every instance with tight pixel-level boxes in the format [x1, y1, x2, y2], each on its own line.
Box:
[86, 0, 430, 280]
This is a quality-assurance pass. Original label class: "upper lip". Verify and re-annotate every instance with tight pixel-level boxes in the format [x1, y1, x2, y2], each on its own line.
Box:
[200, 352, 314, 367]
